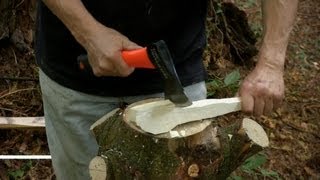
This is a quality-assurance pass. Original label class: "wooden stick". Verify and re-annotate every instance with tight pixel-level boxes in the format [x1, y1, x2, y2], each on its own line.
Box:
[0, 117, 45, 128]
[125, 97, 241, 135]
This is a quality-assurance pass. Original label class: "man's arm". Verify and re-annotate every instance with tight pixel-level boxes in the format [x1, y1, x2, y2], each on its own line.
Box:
[42, 0, 141, 77]
[239, 0, 298, 116]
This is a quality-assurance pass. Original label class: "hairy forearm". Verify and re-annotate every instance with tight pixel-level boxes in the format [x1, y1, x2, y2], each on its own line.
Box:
[42, 0, 100, 46]
[259, 0, 298, 69]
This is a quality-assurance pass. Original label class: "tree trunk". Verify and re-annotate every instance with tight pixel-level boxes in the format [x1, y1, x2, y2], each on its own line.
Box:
[89, 105, 269, 180]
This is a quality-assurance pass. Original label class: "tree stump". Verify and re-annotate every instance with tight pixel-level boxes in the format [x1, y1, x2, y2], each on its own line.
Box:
[89, 100, 269, 179]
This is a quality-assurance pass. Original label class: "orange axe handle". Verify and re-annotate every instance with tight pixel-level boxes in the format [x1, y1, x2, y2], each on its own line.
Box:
[78, 48, 155, 71]
[121, 48, 155, 69]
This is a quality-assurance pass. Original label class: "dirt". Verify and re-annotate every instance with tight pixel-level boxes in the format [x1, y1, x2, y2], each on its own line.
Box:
[0, 0, 319, 179]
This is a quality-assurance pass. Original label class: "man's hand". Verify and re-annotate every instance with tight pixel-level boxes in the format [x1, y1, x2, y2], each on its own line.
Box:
[238, 0, 298, 116]
[84, 25, 141, 77]
[239, 60, 284, 116]
[42, 0, 141, 77]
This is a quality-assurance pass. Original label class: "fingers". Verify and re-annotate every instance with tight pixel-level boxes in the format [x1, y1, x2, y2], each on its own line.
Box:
[242, 95, 274, 117]
[114, 59, 135, 77]
[253, 97, 265, 117]
[240, 81, 283, 117]
[88, 39, 140, 77]
[122, 40, 142, 51]
[88, 53, 134, 77]
[264, 97, 273, 115]
[240, 92, 254, 114]
[273, 91, 284, 110]
[84, 28, 139, 77]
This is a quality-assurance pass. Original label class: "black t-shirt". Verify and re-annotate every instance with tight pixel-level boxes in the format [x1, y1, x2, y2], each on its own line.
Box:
[35, 0, 208, 96]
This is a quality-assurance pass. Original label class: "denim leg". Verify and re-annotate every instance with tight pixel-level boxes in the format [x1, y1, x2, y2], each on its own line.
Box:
[39, 70, 119, 180]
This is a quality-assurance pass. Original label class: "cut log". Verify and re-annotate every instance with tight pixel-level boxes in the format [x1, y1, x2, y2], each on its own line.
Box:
[89, 103, 269, 179]
[0, 117, 45, 128]
[124, 97, 241, 135]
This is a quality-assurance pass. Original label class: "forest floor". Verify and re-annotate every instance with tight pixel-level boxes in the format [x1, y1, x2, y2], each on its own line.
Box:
[0, 0, 319, 179]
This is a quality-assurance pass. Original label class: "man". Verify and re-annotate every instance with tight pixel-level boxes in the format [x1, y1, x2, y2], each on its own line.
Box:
[36, 0, 298, 179]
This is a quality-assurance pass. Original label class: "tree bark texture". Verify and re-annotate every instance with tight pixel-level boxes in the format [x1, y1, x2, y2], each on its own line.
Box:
[89, 107, 268, 180]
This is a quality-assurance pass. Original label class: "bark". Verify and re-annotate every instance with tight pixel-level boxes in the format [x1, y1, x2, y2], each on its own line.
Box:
[89, 106, 269, 180]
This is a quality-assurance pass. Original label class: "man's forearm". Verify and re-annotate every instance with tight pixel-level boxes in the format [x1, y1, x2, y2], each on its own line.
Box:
[259, 0, 298, 69]
[42, 0, 100, 46]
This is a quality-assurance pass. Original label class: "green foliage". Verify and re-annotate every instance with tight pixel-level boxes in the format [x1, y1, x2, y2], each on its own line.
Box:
[215, 2, 223, 14]
[229, 153, 281, 180]
[260, 169, 281, 179]
[8, 169, 25, 179]
[296, 49, 307, 62]
[250, 22, 263, 38]
[7, 160, 33, 179]
[206, 69, 241, 98]
[290, 44, 311, 69]
[229, 175, 243, 180]
[241, 153, 267, 174]
[224, 69, 241, 86]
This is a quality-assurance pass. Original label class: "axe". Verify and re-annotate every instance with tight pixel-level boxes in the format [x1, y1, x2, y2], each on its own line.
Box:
[78, 40, 192, 107]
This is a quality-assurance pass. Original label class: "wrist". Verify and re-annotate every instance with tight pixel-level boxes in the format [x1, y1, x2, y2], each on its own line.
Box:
[70, 16, 103, 48]
[257, 43, 287, 71]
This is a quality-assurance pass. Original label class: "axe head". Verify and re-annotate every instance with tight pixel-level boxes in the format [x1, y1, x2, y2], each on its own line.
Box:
[146, 40, 192, 107]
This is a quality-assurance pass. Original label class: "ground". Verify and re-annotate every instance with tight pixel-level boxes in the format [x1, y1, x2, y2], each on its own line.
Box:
[0, 0, 319, 179]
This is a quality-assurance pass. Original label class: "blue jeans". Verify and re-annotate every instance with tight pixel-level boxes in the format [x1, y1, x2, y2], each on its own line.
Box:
[39, 70, 207, 180]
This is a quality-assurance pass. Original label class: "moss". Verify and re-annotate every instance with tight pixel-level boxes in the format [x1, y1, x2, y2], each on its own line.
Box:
[93, 109, 180, 179]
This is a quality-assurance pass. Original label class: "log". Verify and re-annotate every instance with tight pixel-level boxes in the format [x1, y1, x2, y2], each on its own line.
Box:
[0, 117, 45, 128]
[89, 100, 269, 179]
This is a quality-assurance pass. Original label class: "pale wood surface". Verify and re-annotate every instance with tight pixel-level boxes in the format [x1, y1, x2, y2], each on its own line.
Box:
[0, 117, 45, 128]
[125, 97, 241, 135]
[89, 107, 269, 179]
[242, 118, 269, 147]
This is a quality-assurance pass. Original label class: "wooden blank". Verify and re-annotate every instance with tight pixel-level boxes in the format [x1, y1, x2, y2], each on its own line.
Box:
[0, 117, 45, 128]
[125, 97, 241, 135]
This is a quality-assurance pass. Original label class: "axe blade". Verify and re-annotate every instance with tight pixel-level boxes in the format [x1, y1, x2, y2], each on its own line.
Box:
[147, 40, 192, 107]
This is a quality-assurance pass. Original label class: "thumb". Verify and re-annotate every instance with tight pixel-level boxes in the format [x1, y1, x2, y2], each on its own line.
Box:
[122, 39, 142, 51]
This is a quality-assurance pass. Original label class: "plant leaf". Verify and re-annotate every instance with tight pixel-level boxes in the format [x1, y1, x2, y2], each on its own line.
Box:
[241, 153, 267, 172]
[224, 69, 240, 86]
[8, 169, 25, 179]
[260, 169, 280, 179]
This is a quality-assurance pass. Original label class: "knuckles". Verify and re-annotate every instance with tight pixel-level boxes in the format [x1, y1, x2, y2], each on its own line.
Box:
[93, 60, 133, 77]
[242, 107, 253, 115]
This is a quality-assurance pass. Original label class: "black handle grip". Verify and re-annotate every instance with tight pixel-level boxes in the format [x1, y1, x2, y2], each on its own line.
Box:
[77, 54, 93, 74]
